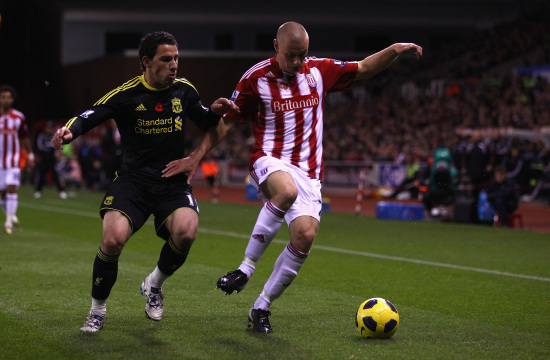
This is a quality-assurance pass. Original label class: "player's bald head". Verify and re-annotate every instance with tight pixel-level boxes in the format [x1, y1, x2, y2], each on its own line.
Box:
[276, 22, 309, 47]
[274, 22, 309, 74]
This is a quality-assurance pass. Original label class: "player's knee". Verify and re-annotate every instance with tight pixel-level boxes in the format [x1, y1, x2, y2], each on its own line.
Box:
[170, 229, 196, 252]
[301, 227, 316, 244]
[273, 183, 298, 209]
[291, 229, 316, 253]
[100, 235, 126, 255]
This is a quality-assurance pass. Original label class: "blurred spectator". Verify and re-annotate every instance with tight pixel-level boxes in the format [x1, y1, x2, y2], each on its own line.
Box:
[462, 130, 493, 190]
[516, 140, 538, 193]
[78, 142, 103, 190]
[483, 165, 519, 227]
[520, 139, 550, 202]
[502, 145, 524, 180]
[56, 142, 83, 190]
[422, 147, 458, 218]
[388, 153, 425, 200]
[200, 152, 220, 203]
[488, 129, 510, 168]
[34, 121, 67, 199]
[449, 133, 467, 171]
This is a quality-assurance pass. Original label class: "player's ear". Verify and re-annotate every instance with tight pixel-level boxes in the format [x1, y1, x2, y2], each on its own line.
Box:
[142, 56, 151, 69]
[274, 39, 279, 53]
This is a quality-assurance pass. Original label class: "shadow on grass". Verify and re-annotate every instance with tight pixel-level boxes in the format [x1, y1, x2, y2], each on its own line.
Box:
[206, 331, 310, 360]
[348, 332, 398, 345]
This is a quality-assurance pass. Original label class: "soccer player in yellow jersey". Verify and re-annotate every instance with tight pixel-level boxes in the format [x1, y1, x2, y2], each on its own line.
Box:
[52, 31, 238, 332]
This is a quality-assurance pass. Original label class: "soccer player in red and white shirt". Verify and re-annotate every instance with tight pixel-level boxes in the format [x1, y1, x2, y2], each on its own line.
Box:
[163, 22, 422, 333]
[0, 85, 35, 234]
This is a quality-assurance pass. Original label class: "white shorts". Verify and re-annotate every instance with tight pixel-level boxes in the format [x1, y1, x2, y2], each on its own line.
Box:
[250, 156, 323, 224]
[0, 168, 21, 190]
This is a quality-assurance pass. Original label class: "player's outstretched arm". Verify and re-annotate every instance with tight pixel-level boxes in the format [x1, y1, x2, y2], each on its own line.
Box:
[51, 127, 74, 150]
[355, 43, 422, 81]
[162, 117, 235, 182]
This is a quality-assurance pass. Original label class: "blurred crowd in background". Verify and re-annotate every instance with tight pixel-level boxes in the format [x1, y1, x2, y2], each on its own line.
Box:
[23, 11, 550, 205]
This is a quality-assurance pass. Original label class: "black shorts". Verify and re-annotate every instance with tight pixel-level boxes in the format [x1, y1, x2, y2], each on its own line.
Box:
[99, 173, 199, 241]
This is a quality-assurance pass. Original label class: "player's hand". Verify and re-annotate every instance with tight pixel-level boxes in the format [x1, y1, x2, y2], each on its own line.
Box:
[162, 157, 199, 183]
[394, 43, 423, 59]
[51, 127, 73, 150]
[211, 98, 240, 116]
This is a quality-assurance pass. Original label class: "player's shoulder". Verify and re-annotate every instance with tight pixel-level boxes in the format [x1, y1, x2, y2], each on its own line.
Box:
[9, 108, 24, 119]
[95, 76, 143, 105]
[115, 75, 144, 92]
[305, 56, 348, 67]
[174, 77, 199, 94]
[240, 58, 273, 81]
[304, 56, 327, 64]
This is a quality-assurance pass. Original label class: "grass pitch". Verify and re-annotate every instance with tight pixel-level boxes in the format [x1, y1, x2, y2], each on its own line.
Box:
[1, 185, 548, 359]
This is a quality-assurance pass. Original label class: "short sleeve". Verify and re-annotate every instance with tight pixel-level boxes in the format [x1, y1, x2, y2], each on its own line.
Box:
[224, 77, 259, 124]
[312, 58, 358, 92]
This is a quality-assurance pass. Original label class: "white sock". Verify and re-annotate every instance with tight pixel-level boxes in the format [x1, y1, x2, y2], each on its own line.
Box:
[257, 243, 309, 308]
[5, 193, 17, 225]
[238, 257, 256, 278]
[148, 266, 169, 289]
[239, 201, 285, 278]
[90, 297, 107, 315]
[253, 292, 272, 311]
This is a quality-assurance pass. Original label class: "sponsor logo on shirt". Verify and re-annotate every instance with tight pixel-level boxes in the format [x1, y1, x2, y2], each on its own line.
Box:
[135, 104, 147, 111]
[306, 74, 317, 87]
[174, 116, 182, 131]
[80, 110, 95, 118]
[135, 117, 174, 134]
[333, 59, 345, 67]
[171, 98, 182, 113]
[230, 89, 240, 102]
[271, 93, 319, 112]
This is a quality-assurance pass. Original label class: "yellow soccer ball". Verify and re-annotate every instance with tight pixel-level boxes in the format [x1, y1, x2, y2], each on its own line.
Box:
[355, 297, 399, 338]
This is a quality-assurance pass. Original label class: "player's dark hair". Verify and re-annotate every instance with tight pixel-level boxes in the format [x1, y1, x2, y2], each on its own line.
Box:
[138, 31, 178, 72]
[0, 84, 17, 100]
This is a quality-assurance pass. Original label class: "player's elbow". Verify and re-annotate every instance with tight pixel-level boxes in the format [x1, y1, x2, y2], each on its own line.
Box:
[355, 63, 374, 81]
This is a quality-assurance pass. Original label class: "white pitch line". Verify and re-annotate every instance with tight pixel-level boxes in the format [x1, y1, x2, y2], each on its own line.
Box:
[21, 202, 100, 218]
[311, 244, 550, 282]
[199, 229, 550, 282]
[21, 202, 550, 282]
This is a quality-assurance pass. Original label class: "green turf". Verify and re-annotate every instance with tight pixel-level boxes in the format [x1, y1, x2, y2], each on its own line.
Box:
[1, 185, 549, 359]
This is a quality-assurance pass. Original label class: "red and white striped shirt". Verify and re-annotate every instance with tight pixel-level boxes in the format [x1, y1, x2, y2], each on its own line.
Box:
[0, 108, 29, 169]
[225, 56, 358, 181]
